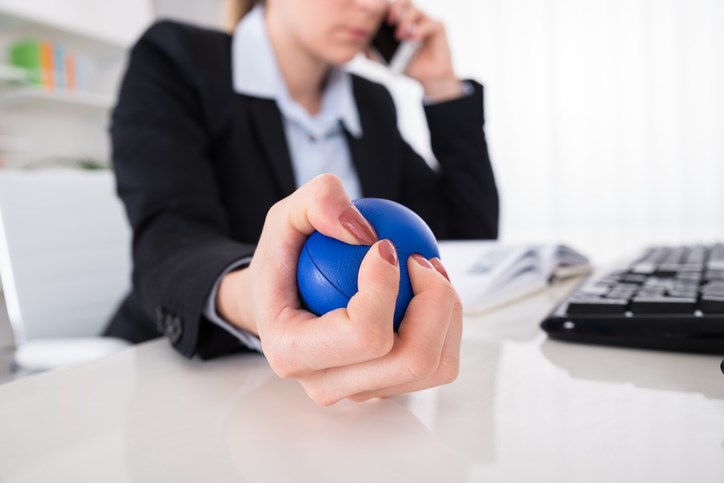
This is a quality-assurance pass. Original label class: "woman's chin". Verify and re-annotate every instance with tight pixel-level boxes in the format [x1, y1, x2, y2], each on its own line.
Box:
[321, 47, 364, 66]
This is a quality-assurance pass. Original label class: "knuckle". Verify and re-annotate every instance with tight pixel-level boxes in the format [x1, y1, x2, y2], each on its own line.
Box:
[427, 284, 456, 310]
[346, 295, 396, 357]
[312, 173, 343, 199]
[440, 280, 457, 297]
[265, 355, 292, 379]
[452, 297, 463, 318]
[265, 200, 285, 223]
[355, 268, 400, 298]
[264, 344, 297, 379]
[308, 174, 348, 218]
[350, 318, 394, 359]
[313, 172, 341, 185]
[437, 355, 460, 385]
[348, 394, 369, 403]
[304, 385, 340, 407]
[443, 284, 459, 305]
[404, 347, 439, 379]
[268, 361, 292, 379]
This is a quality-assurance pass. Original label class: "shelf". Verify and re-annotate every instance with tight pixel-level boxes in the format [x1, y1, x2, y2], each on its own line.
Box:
[0, 63, 26, 84]
[0, 86, 114, 112]
[0, 8, 128, 59]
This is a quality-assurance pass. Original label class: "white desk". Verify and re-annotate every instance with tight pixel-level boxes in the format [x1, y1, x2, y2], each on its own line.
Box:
[1, 279, 723, 482]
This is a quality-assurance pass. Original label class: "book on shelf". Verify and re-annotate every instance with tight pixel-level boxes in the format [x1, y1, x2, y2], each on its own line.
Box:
[438, 240, 592, 314]
[8, 39, 87, 91]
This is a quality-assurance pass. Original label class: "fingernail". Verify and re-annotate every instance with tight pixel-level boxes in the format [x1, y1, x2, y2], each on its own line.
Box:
[379, 239, 398, 267]
[339, 204, 378, 245]
[406, 23, 415, 36]
[411, 253, 434, 269]
[430, 257, 450, 282]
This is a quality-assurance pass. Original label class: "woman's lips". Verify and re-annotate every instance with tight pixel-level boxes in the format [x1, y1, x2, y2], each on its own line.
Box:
[343, 27, 372, 41]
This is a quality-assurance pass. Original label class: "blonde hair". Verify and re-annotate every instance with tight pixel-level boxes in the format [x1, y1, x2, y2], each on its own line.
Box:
[224, 0, 263, 32]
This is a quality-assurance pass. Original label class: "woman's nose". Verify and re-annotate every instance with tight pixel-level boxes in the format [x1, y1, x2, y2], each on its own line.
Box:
[353, 0, 389, 15]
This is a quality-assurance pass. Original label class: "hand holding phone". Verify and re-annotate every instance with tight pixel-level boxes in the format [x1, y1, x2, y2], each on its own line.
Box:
[370, 19, 421, 75]
[369, 2, 463, 102]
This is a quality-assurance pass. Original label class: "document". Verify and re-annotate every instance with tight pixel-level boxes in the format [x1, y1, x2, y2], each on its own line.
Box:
[438, 241, 592, 314]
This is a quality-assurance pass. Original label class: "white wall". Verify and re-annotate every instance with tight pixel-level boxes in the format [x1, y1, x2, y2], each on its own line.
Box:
[411, 0, 724, 263]
[151, 0, 225, 30]
[0, 0, 152, 46]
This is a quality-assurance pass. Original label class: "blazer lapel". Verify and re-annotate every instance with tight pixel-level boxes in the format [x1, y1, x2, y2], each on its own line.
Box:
[243, 82, 398, 201]
[346, 128, 378, 197]
[247, 97, 296, 198]
[345, 106, 397, 201]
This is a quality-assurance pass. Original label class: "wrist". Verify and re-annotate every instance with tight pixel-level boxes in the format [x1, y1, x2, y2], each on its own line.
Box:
[421, 75, 464, 103]
[216, 267, 257, 336]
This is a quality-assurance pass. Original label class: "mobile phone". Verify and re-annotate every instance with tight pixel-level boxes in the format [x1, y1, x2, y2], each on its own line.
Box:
[370, 21, 420, 75]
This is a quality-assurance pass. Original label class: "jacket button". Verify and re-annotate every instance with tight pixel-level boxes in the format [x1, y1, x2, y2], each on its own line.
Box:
[165, 315, 183, 344]
[155, 307, 166, 333]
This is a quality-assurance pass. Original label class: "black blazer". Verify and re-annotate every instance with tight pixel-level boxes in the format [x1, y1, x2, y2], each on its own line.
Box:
[104, 20, 499, 359]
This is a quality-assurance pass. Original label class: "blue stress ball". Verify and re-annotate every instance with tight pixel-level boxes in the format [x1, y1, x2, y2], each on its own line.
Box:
[297, 198, 440, 331]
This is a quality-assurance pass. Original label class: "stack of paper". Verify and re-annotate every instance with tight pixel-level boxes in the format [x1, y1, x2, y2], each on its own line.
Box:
[438, 241, 592, 314]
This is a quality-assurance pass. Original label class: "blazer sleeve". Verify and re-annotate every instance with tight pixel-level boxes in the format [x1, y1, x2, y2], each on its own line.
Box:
[111, 21, 255, 358]
[398, 80, 499, 240]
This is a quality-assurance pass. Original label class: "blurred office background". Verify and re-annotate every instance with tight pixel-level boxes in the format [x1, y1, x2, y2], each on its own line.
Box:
[382, 0, 724, 260]
[0, 0, 722, 349]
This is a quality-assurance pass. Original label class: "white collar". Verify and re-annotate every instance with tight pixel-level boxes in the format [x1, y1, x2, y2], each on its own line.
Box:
[231, 5, 363, 139]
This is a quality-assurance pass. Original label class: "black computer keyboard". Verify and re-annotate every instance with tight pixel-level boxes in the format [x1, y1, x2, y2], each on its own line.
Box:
[542, 243, 724, 354]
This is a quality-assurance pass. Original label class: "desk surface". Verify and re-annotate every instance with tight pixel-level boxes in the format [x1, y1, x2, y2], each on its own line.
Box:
[1, 278, 723, 482]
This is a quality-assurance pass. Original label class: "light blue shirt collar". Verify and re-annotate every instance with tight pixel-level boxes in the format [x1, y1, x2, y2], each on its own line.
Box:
[231, 5, 363, 139]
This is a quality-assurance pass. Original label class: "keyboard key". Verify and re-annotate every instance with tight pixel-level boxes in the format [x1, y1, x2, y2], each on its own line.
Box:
[631, 263, 656, 275]
[700, 296, 724, 314]
[655, 266, 680, 277]
[612, 282, 641, 290]
[676, 271, 702, 281]
[621, 274, 648, 284]
[643, 278, 674, 288]
[567, 299, 628, 314]
[629, 297, 697, 314]
[708, 261, 724, 270]
[702, 288, 724, 298]
[705, 270, 724, 281]
[580, 285, 610, 296]
[678, 263, 705, 271]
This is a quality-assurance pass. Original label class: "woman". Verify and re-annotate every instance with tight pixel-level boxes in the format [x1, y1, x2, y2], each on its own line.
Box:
[105, 0, 498, 405]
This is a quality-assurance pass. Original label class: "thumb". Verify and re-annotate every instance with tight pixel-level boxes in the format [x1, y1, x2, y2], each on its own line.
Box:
[268, 174, 378, 249]
[346, 239, 400, 332]
[267, 239, 400, 375]
[252, 174, 378, 338]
